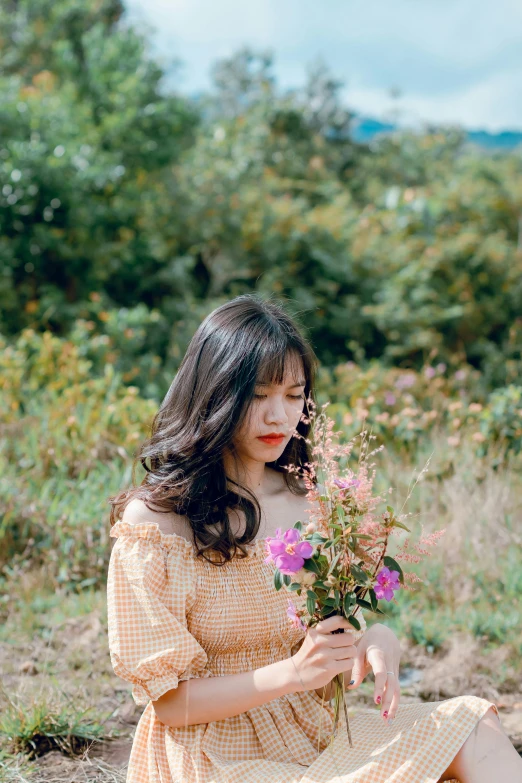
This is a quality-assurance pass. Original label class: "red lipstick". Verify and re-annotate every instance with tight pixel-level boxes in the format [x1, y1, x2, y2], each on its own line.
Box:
[257, 433, 285, 444]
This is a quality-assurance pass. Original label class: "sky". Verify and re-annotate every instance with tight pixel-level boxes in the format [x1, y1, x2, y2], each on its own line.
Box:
[126, 0, 522, 132]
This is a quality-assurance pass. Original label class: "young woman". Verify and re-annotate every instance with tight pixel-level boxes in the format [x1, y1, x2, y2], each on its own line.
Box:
[106, 294, 521, 783]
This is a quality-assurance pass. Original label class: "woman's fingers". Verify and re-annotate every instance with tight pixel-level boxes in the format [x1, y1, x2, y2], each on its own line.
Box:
[384, 676, 401, 724]
[380, 673, 400, 723]
[366, 645, 388, 706]
[365, 645, 401, 723]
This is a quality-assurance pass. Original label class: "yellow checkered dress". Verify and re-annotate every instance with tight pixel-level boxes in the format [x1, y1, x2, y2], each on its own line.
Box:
[107, 519, 497, 782]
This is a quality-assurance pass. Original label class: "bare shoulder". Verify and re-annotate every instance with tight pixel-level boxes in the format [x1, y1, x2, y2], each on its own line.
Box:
[121, 497, 192, 541]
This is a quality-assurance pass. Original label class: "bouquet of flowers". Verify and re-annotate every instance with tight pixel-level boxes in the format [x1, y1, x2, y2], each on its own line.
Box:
[264, 397, 445, 749]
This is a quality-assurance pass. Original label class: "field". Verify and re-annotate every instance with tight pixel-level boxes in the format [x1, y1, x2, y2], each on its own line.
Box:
[1, 341, 521, 780]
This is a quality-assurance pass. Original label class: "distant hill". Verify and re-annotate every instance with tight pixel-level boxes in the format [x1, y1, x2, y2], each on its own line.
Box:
[351, 115, 522, 150]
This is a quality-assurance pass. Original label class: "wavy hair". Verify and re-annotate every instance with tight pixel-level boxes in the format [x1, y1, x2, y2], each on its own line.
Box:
[108, 293, 320, 565]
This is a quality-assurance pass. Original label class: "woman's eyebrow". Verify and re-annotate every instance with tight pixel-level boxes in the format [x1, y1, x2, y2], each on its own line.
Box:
[256, 380, 306, 388]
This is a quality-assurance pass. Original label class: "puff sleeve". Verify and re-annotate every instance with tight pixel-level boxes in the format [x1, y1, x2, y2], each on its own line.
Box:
[106, 520, 211, 706]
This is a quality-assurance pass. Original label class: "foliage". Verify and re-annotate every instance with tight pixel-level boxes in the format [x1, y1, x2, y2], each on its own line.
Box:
[0, 1, 521, 389]
[0, 328, 157, 590]
[0, 0, 198, 336]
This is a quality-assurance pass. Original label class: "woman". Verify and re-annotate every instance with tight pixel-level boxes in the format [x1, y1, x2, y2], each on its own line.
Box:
[106, 293, 521, 782]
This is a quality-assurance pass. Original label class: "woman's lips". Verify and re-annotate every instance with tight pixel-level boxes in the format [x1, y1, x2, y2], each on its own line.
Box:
[257, 435, 285, 444]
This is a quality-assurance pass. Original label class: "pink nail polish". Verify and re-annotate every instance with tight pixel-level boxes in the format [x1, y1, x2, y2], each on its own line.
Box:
[376, 696, 381, 704]
[383, 711, 388, 718]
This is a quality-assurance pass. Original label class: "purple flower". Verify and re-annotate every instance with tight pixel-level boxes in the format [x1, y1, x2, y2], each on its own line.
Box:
[436, 362, 447, 374]
[334, 476, 361, 490]
[385, 392, 396, 406]
[374, 566, 401, 601]
[424, 366, 436, 379]
[454, 369, 467, 381]
[287, 599, 307, 631]
[264, 527, 314, 575]
[394, 374, 416, 390]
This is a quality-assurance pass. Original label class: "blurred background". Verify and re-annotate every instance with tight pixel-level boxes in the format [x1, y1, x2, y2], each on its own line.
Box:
[1, 0, 521, 779]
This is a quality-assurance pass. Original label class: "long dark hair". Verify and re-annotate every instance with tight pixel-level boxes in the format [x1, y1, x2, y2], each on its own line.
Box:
[108, 293, 319, 565]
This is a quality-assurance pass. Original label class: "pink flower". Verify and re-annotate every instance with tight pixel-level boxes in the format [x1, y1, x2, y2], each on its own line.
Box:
[287, 599, 307, 631]
[374, 566, 401, 601]
[264, 527, 314, 575]
[385, 392, 396, 406]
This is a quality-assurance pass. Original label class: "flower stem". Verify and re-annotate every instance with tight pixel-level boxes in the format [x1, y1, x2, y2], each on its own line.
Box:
[331, 672, 353, 748]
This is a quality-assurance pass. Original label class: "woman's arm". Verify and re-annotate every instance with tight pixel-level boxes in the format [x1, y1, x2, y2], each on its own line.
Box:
[153, 657, 301, 728]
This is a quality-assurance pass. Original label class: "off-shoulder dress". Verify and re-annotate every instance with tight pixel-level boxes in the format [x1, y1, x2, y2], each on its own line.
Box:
[106, 519, 497, 783]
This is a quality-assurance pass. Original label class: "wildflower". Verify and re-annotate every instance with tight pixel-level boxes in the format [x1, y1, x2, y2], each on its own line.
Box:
[287, 600, 307, 632]
[472, 432, 486, 442]
[264, 528, 314, 575]
[424, 366, 436, 379]
[468, 403, 483, 413]
[374, 567, 401, 600]
[436, 363, 447, 373]
[385, 392, 396, 406]
[334, 475, 361, 490]
[454, 369, 467, 381]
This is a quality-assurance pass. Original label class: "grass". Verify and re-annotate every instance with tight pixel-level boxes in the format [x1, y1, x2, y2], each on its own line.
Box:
[371, 426, 522, 692]
[1, 369, 521, 776]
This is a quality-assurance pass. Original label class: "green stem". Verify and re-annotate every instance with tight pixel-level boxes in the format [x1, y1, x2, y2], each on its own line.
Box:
[330, 672, 353, 748]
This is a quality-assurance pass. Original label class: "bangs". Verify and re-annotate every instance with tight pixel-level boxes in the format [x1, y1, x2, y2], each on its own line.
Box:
[255, 344, 305, 388]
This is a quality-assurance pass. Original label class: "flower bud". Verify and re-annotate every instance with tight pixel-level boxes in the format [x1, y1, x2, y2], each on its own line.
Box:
[305, 522, 316, 534]
[292, 568, 316, 587]
[325, 574, 337, 586]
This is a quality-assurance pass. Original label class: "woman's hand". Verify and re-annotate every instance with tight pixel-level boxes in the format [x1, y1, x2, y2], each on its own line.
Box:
[346, 623, 401, 725]
[291, 615, 358, 692]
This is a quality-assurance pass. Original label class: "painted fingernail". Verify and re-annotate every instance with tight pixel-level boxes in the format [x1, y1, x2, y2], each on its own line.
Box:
[349, 680, 355, 685]
[383, 711, 388, 719]
[376, 696, 381, 704]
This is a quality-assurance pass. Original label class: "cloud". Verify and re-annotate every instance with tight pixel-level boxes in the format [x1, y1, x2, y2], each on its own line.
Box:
[125, 0, 522, 130]
[344, 67, 522, 132]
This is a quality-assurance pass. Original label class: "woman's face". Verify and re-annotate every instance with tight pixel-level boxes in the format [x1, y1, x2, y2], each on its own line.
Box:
[234, 363, 306, 463]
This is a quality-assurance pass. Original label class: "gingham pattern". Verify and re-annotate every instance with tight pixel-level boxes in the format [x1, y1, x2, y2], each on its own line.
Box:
[107, 520, 497, 783]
